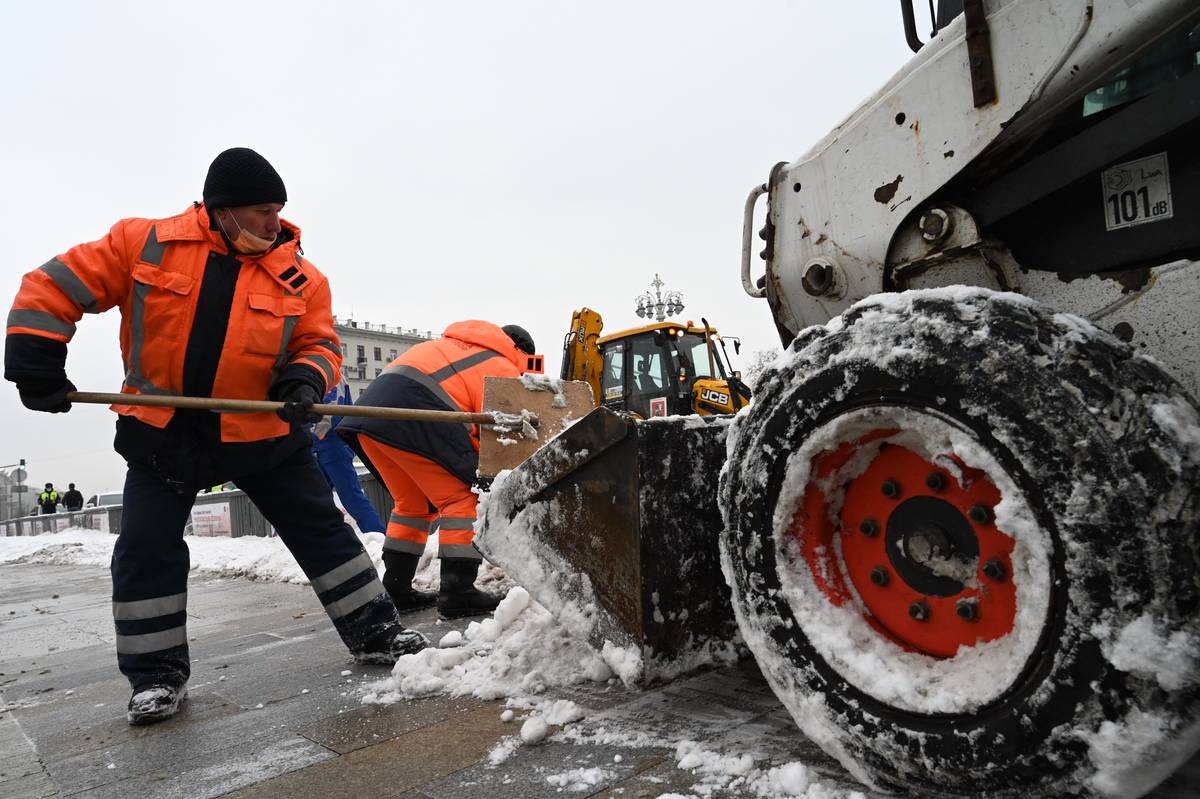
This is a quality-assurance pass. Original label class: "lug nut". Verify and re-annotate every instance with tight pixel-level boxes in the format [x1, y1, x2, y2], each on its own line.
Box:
[925, 472, 947, 492]
[869, 566, 890, 586]
[859, 518, 880, 538]
[956, 599, 979, 621]
[881, 479, 902, 499]
[982, 558, 1007, 582]
[968, 504, 993, 525]
[909, 600, 930, 621]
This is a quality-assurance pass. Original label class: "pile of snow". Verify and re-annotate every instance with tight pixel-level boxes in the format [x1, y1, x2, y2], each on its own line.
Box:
[363, 586, 620, 703]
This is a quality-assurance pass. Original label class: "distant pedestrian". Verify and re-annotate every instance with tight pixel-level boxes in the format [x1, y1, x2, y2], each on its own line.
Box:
[38, 483, 59, 514]
[339, 321, 537, 618]
[62, 483, 84, 512]
[312, 380, 387, 534]
[5, 146, 427, 726]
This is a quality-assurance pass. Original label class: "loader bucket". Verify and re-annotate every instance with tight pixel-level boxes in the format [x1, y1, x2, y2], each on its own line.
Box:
[475, 406, 739, 684]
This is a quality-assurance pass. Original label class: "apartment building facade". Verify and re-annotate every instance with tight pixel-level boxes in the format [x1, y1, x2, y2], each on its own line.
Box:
[332, 316, 438, 397]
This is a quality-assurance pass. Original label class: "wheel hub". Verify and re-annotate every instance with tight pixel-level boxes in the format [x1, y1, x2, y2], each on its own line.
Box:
[791, 436, 1016, 658]
[887, 496, 979, 597]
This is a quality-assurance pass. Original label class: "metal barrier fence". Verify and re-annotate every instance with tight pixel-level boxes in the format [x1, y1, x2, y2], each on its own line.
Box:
[0, 473, 395, 539]
[0, 507, 119, 537]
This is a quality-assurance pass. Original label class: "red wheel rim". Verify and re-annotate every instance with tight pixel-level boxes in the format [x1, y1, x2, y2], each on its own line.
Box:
[789, 433, 1016, 658]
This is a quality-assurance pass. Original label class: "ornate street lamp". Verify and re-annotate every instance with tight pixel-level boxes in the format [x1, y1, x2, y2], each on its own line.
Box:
[634, 274, 685, 322]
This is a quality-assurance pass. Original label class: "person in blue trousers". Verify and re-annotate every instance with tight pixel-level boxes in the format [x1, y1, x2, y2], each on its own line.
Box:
[312, 380, 387, 533]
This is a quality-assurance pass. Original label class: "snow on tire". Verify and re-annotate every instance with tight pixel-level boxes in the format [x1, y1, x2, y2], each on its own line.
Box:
[719, 288, 1200, 798]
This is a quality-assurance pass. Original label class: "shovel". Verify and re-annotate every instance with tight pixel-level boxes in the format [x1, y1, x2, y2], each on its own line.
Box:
[65, 376, 596, 475]
[66, 390, 521, 427]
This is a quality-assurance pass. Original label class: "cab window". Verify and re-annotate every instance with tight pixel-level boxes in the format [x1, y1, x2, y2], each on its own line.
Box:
[601, 345, 625, 402]
[629, 334, 666, 394]
[676, 333, 727, 380]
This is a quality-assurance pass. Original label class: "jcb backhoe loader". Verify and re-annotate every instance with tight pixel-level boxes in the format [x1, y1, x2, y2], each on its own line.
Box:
[477, 2, 1200, 796]
[560, 307, 751, 418]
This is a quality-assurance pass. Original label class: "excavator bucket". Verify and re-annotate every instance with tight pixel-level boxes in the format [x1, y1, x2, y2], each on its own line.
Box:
[475, 405, 738, 684]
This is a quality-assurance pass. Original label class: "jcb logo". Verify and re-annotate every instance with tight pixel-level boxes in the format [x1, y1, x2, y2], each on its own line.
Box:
[701, 389, 730, 405]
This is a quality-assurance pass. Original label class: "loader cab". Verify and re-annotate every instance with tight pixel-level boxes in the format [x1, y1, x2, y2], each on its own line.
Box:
[600, 330, 691, 419]
[597, 322, 748, 418]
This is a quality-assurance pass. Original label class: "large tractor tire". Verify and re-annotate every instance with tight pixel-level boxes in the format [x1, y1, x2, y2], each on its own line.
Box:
[720, 289, 1200, 798]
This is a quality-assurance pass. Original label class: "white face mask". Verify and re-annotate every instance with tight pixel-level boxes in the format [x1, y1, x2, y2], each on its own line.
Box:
[216, 210, 276, 254]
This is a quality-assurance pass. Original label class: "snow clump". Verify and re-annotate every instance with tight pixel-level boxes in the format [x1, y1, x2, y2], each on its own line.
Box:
[361, 586, 618, 706]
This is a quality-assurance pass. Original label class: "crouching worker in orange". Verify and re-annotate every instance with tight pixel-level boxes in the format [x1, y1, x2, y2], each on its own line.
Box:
[338, 321, 536, 618]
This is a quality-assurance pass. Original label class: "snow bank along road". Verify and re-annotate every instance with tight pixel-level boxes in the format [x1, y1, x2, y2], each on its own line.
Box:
[1, 531, 1198, 798]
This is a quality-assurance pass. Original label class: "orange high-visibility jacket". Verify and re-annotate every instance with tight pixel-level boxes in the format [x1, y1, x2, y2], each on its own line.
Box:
[338, 320, 525, 484]
[6, 203, 341, 442]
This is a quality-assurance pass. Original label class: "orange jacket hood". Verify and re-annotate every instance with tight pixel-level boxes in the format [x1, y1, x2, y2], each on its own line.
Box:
[441, 320, 526, 370]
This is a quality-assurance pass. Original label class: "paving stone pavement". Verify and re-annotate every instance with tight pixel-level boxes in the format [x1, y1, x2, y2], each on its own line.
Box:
[1, 562, 1198, 799]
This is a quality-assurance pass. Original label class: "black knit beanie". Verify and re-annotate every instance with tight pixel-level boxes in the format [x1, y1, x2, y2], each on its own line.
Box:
[202, 147, 287, 209]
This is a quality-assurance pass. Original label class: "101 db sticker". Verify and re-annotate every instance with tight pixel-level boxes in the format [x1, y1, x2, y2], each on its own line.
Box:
[1102, 152, 1173, 231]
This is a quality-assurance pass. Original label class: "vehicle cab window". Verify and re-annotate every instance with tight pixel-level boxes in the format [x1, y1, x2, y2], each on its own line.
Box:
[601, 345, 625, 406]
[629, 334, 666, 394]
[675, 333, 727, 380]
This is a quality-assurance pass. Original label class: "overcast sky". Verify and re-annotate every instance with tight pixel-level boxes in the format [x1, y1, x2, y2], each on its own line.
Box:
[1, 1, 914, 501]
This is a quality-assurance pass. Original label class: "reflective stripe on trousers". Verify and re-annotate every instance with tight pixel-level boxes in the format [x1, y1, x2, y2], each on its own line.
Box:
[433, 516, 478, 558]
[310, 550, 388, 621]
[383, 512, 434, 555]
[112, 591, 188, 656]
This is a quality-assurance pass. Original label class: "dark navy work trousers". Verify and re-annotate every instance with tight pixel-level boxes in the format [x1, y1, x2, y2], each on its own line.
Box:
[111, 445, 401, 689]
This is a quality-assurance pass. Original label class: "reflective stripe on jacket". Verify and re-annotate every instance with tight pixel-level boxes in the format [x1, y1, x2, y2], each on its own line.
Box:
[5, 204, 342, 443]
[338, 320, 524, 485]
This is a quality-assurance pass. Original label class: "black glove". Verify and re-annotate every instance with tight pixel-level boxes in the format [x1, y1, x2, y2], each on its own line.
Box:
[274, 382, 323, 425]
[17, 378, 76, 413]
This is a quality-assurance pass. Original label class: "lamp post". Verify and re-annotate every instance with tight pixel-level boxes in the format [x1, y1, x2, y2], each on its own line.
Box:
[634, 274, 685, 322]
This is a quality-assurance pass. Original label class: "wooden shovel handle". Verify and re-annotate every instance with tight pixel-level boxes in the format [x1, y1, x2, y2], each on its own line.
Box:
[65, 391, 522, 426]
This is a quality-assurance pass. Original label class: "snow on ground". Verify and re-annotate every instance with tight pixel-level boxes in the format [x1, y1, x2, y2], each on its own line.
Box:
[0, 528, 513, 598]
[360, 585, 865, 798]
[0, 528, 863, 797]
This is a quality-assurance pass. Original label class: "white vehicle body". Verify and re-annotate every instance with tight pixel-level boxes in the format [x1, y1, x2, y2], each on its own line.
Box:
[87, 490, 123, 508]
[743, 0, 1200, 396]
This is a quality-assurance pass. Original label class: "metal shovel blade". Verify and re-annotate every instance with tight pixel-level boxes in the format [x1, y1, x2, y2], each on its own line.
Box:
[478, 377, 596, 477]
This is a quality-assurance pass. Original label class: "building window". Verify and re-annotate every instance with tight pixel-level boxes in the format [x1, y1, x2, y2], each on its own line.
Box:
[389, 348, 398, 360]
[375, 368, 382, 378]
[356, 345, 365, 362]
[373, 347, 382, 361]
[341, 342, 347, 356]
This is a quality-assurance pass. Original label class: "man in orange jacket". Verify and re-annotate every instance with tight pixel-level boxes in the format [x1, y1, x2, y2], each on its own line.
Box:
[339, 321, 537, 618]
[3, 148, 427, 725]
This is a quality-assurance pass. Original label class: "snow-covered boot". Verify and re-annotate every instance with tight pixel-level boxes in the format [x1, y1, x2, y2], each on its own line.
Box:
[438, 557, 504, 619]
[352, 622, 430, 665]
[382, 551, 437, 612]
[127, 683, 187, 726]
